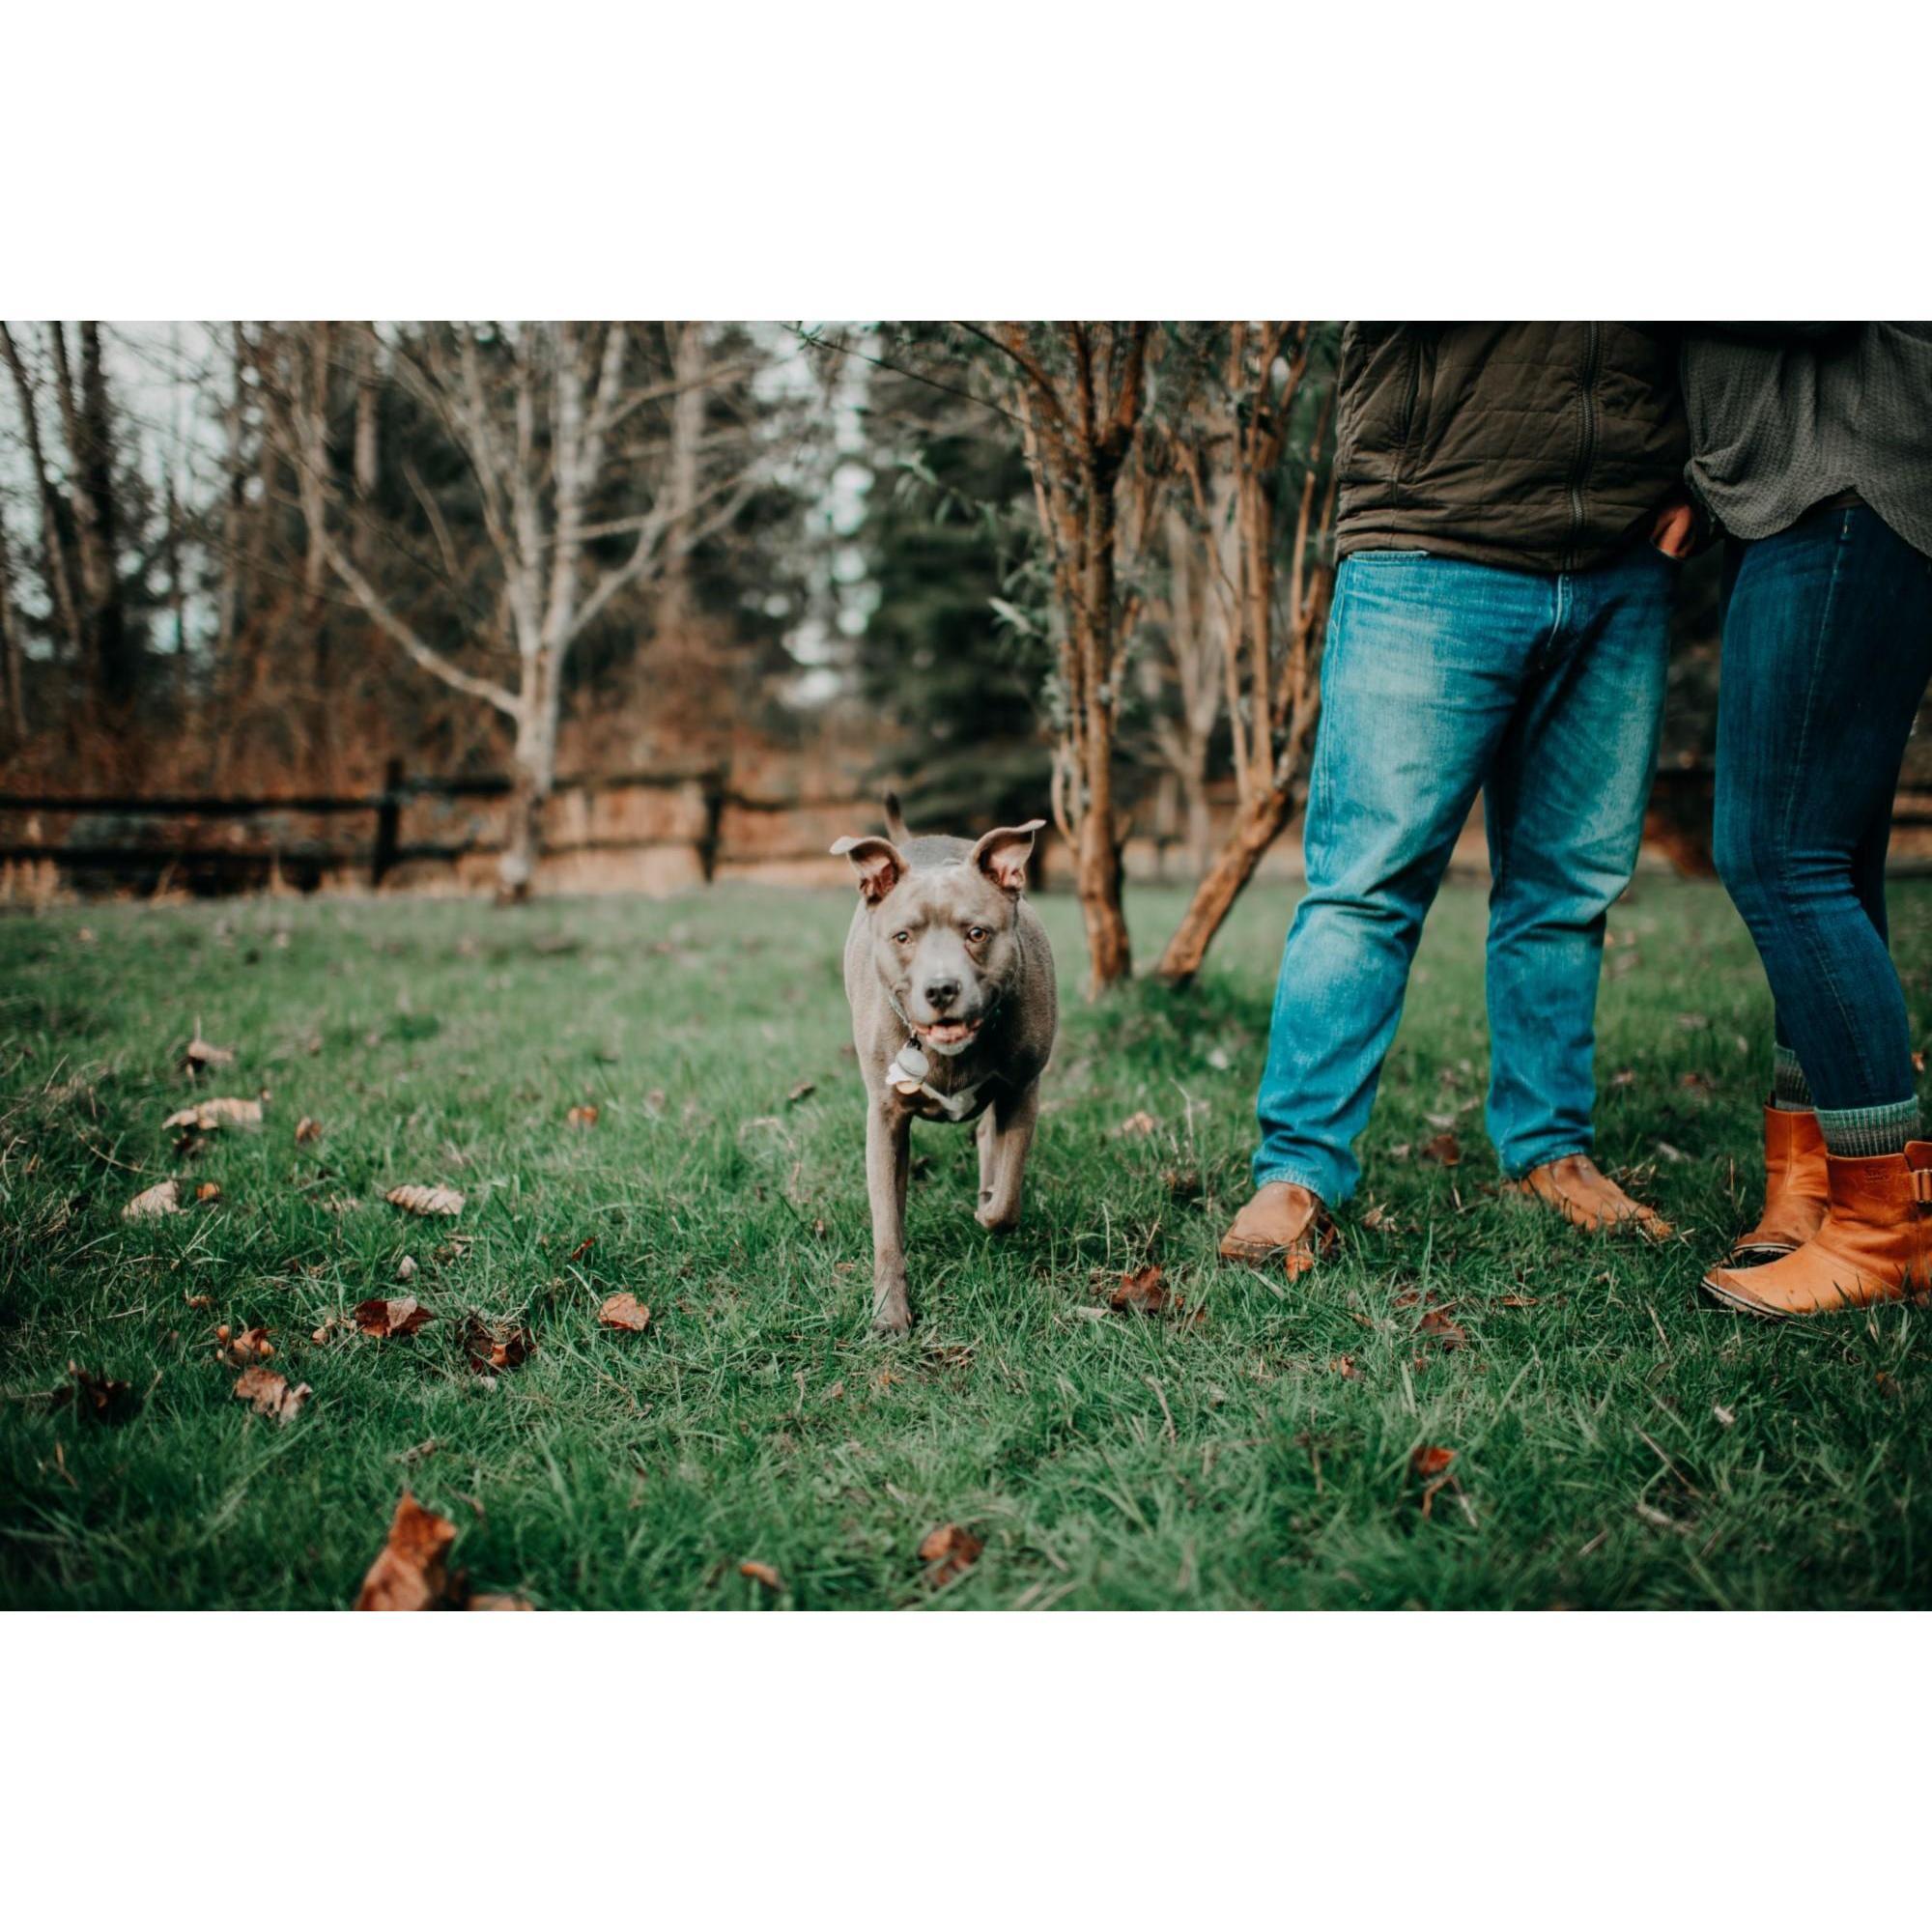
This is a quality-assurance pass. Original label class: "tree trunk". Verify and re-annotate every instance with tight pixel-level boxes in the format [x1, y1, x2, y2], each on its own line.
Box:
[0, 324, 83, 669]
[499, 652, 557, 901]
[1183, 743, 1212, 877]
[55, 324, 135, 717]
[1154, 782, 1298, 984]
[0, 512, 26, 738]
[1075, 806, 1131, 991]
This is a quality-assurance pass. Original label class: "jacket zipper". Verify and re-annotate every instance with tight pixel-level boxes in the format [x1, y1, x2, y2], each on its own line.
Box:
[1390, 332, 1423, 516]
[1564, 321, 1601, 572]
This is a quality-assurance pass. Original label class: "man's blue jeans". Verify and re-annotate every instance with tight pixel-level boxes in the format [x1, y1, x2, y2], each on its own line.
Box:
[1714, 501, 1932, 1115]
[1252, 546, 1672, 1207]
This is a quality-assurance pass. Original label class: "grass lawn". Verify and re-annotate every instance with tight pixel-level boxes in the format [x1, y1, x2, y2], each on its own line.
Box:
[3, 873, 1930, 1610]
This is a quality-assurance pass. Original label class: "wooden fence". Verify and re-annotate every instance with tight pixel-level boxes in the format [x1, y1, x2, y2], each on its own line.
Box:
[7, 763, 1932, 903]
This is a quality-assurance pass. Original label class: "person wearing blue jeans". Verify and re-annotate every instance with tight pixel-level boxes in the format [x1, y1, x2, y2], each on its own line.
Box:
[1220, 324, 1688, 1273]
[1690, 325, 1932, 1319]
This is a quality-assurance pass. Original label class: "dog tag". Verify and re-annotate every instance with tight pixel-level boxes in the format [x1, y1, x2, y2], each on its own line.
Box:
[897, 1043, 930, 1079]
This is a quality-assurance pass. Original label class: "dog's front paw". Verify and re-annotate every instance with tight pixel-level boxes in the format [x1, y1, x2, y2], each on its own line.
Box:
[975, 1200, 1020, 1234]
[871, 1280, 912, 1335]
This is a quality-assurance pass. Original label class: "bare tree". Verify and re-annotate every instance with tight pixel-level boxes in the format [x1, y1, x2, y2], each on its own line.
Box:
[1154, 323, 1337, 984]
[49, 323, 136, 715]
[268, 320, 762, 895]
[0, 323, 84, 670]
[0, 503, 26, 739]
[971, 322, 1153, 993]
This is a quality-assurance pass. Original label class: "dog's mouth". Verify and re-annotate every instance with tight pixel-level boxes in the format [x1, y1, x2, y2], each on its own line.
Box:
[916, 1017, 982, 1048]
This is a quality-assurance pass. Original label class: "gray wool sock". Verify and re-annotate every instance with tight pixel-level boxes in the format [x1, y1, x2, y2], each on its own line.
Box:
[1815, 1097, 1920, 1159]
[1771, 1045, 1814, 1112]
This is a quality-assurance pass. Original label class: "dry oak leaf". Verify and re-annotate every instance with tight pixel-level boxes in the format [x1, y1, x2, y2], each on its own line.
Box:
[1109, 1264, 1169, 1315]
[598, 1292, 652, 1333]
[355, 1492, 458, 1611]
[565, 1103, 600, 1129]
[163, 1095, 264, 1131]
[354, 1295, 434, 1339]
[385, 1183, 465, 1218]
[919, 1523, 983, 1584]
[195, 1180, 222, 1204]
[1410, 1444, 1457, 1480]
[739, 1561, 781, 1591]
[124, 1178, 183, 1221]
[1418, 1131, 1463, 1167]
[1117, 1110, 1159, 1138]
[1418, 1307, 1469, 1350]
[1328, 1354, 1364, 1381]
[295, 1116, 323, 1145]
[461, 1314, 534, 1375]
[233, 1365, 311, 1423]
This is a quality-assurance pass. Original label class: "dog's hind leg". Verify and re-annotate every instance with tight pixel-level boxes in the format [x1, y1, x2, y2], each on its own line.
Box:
[867, 1098, 913, 1333]
[975, 1081, 1038, 1234]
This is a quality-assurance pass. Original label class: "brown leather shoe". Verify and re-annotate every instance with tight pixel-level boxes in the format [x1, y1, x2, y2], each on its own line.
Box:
[1218, 1180, 1334, 1276]
[1703, 1142, 1932, 1321]
[1512, 1153, 1671, 1238]
[1731, 1104, 1829, 1264]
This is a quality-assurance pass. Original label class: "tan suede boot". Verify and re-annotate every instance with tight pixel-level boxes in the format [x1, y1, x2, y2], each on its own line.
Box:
[1218, 1180, 1335, 1277]
[1702, 1142, 1932, 1321]
[1511, 1153, 1671, 1238]
[1730, 1104, 1830, 1265]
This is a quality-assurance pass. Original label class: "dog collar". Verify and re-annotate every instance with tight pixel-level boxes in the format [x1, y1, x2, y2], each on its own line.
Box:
[886, 1038, 997, 1120]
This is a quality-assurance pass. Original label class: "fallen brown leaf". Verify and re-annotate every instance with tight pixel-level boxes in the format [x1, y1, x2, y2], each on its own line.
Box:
[57, 1361, 137, 1423]
[185, 1026, 237, 1073]
[567, 1236, 597, 1263]
[295, 1116, 323, 1145]
[385, 1182, 465, 1218]
[919, 1522, 983, 1584]
[1498, 1293, 1539, 1308]
[565, 1103, 600, 1129]
[396, 1255, 418, 1283]
[1418, 1131, 1463, 1167]
[1419, 1307, 1468, 1350]
[354, 1295, 434, 1338]
[355, 1492, 458, 1611]
[461, 1314, 533, 1375]
[185, 1292, 212, 1310]
[785, 1080, 816, 1105]
[1117, 1110, 1158, 1137]
[233, 1365, 311, 1423]
[1410, 1444, 1456, 1480]
[739, 1560, 781, 1591]
[163, 1095, 264, 1131]
[194, 1180, 222, 1204]
[598, 1292, 651, 1333]
[1109, 1264, 1169, 1314]
[1328, 1354, 1363, 1380]
[123, 1178, 183, 1221]
[214, 1323, 275, 1366]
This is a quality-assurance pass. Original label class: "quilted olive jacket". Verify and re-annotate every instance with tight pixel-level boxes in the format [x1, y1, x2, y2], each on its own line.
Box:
[1333, 322, 1689, 575]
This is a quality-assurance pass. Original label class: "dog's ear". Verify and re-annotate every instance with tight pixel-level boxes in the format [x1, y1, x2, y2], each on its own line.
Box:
[969, 819, 1045, 896]
[830, 835, 906, 906]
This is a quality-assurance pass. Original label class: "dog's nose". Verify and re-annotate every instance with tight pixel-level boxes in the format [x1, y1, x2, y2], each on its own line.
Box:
[924, 978, 961, 1012]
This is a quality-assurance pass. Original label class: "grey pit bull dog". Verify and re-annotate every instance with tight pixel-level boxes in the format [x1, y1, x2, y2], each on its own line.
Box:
[833, 794, 1057, 1334]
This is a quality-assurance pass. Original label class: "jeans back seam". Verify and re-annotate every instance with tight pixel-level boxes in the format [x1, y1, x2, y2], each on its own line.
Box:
[1776, 509, 1880, 1099]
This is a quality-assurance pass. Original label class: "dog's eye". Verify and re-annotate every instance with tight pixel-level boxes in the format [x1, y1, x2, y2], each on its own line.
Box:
[967, 925, 989, 943]
[893, 930, 911, 945]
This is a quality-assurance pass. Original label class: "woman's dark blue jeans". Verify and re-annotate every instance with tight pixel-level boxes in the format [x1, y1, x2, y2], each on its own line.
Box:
[1714, 501, 1932, 1118]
